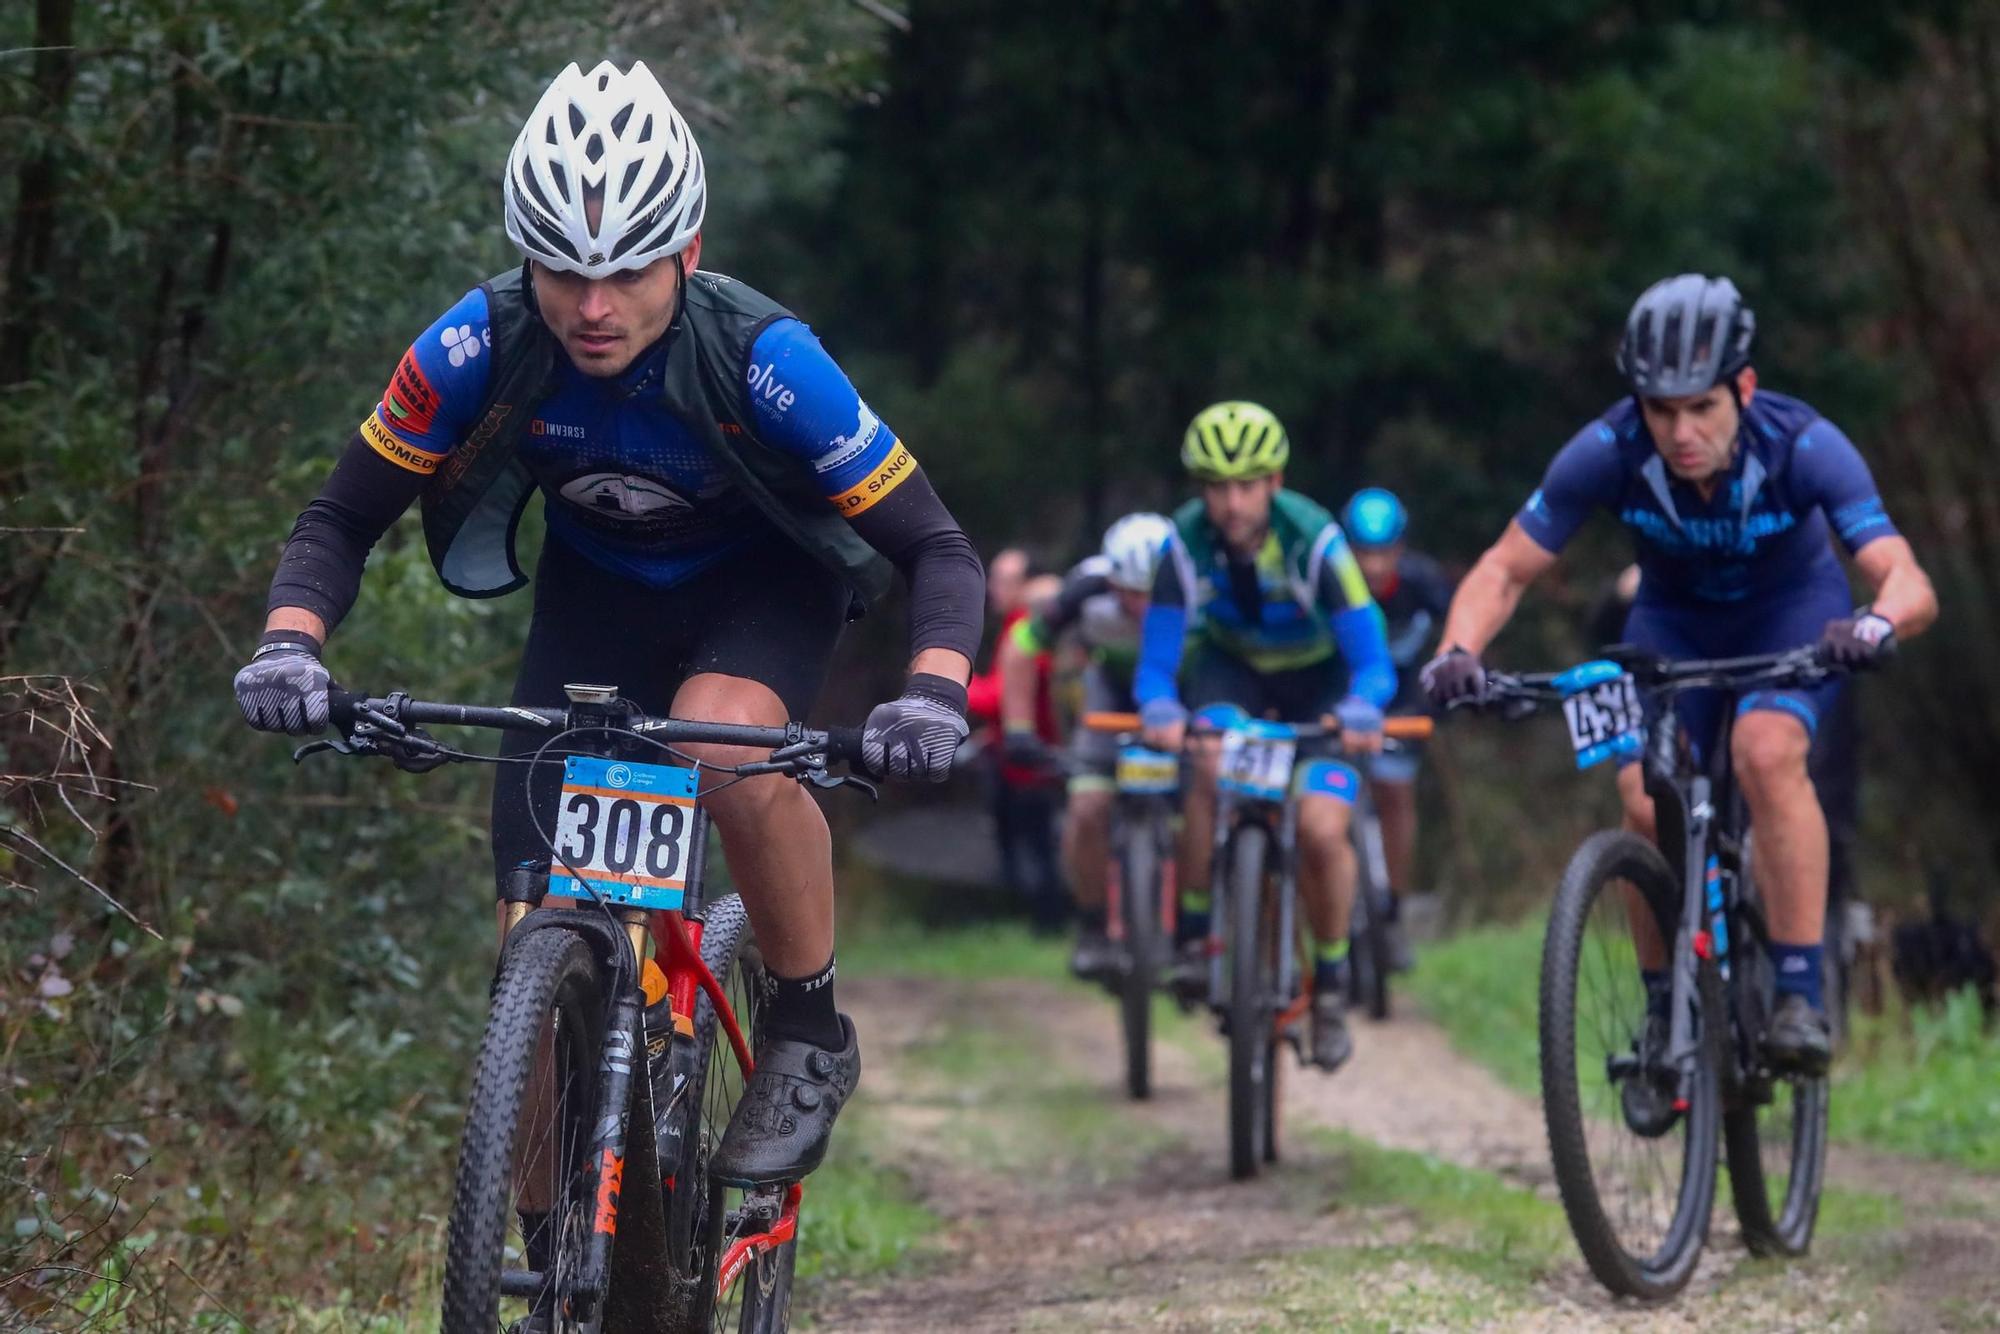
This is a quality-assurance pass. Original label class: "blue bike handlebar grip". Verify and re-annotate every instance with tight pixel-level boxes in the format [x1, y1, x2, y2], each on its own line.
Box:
[824, 726, 872, 773]
[327, 686, 361, 729]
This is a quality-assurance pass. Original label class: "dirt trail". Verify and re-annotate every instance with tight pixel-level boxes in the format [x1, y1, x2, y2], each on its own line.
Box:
[818, 973, 2000, 1332]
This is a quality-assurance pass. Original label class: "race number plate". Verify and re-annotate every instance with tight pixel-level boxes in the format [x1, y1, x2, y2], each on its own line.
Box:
[1217, 722, 1297, 802]
[549, 755, 698, 908]
[1115, 745, 1180, 794]
[1558, 668, 1645, 771]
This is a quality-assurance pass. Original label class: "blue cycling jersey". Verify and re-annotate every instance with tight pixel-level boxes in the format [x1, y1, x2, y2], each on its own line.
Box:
[364, 286, 908, 588]
[1515, 391, 1896, 605]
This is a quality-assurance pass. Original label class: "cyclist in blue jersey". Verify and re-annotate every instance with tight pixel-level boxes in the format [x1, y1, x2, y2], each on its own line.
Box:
[232, 61, 985, 1188]
[1423, 274, 1938, 1075]
[1340, 488, 1456, 972]
[1135, 402, 1396, 1072]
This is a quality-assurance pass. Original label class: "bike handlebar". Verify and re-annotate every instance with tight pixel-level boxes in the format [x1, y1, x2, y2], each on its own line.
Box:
[1079, 710, 1435, 740]
[323, 687, 871, 772]
[1473, 644, 1845, 712]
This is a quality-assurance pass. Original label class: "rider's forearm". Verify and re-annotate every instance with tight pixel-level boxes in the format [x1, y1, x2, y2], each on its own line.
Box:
[1330, 605, 1396, 708]
[264, 606, 330, 647]
[1437, 548, 1531, 656]
[266, 434, 426, 632]
[1868, 555, 1939, 640]
[846, 467, 985, 664]
[1134, 603, 1188, 706]
[908, 646, 972, 687]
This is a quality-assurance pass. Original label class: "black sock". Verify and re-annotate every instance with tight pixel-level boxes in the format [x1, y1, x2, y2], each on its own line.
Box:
[1384, 893, 1402, 924]
[1079, 907, 1107, 934]
[763, 956, 844, 1051]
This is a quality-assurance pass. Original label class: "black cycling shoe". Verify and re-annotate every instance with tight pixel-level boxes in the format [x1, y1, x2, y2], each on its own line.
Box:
[1069, 928, 1121, 985]
[1762, 993, 1833, 1077]
[710, 1014, 860, 1187]
[1310, 989, 1354, 1072]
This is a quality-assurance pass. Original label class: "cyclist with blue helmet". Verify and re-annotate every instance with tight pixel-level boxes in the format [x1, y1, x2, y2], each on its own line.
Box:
[1423, 273, 1937, 1076]
[1340, 487, 1456, 971]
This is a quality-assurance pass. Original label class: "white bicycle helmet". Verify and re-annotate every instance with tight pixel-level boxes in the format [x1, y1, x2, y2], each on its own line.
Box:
[1101, 512, 1174, 592]
[504, 60, 706, 278]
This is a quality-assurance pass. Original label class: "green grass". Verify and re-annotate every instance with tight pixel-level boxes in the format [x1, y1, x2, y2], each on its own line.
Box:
[1402, 913, 1545, 1096]
[1832, 988, 2000, 1171]
[1412, 916, 2000, 1173]
[839, 917, 1074, 986]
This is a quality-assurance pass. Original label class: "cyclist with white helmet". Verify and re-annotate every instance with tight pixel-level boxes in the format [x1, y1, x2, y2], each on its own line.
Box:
[997, 512, 1175, 978]
[1423, 273, 1937, 1075]
[1135, 402, 1396, 1072]
[1339, 487, 1456, 971]
[232, 61, 985, 1195]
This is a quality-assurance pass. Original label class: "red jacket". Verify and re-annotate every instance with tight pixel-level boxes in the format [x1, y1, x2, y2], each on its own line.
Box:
[967, 608, 1060, 786]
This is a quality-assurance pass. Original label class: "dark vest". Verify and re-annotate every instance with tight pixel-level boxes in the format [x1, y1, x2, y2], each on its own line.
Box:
[418, 265, 893, 617]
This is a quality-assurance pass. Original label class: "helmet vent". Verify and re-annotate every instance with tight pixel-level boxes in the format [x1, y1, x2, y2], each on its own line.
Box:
[638, 114, 653, 142]
[585, 134, 604, 165]
[568, 105, 587, 138]
[610, 103, 633, 137]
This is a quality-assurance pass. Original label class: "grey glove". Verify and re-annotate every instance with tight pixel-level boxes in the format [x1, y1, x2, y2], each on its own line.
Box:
[862, 673, 970, 782]
[1420, 646, 1487, 707]
[233, 632, 330, 734]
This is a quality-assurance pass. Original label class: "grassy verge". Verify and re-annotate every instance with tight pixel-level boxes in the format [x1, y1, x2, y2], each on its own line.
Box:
[1407, 915, 2000, 1172]
[794, 1097, 942, 1292]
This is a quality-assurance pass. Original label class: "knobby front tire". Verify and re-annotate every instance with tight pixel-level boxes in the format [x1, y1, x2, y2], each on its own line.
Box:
[443, 927, 606, 1334]
[1350, 810, 1393, 1022]
[1225, 824, 1277, 1181]
[1540, 830, 1719, 1301]
[1118, 819, 1161, 1101]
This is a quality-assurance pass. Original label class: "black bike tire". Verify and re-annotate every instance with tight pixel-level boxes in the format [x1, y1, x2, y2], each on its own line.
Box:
[1722, 846, 1830, 1258]
[1226, 824, 1274, 1181]
[442, 927, 605, 1334]
[1118, 819, 1160, 1101]
[1354, 813, 1393, 1022]
[1540, 830, 1719, 1301]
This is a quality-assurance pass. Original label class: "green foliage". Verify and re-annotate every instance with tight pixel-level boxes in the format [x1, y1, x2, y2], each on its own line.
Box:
[1834, 988, 2000, 1170]
[1403, 912, 1546, 1096]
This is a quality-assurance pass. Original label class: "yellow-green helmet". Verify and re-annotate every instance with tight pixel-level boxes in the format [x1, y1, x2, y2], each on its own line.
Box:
[1181, 401, 1291, 480]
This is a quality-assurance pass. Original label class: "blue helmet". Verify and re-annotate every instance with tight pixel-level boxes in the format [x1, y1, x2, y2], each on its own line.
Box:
[1342, 487, 1407, 550]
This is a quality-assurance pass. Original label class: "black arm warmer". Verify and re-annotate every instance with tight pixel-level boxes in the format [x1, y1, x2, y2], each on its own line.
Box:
[844, 464, 985, 663]
[265, 434, 428, 630]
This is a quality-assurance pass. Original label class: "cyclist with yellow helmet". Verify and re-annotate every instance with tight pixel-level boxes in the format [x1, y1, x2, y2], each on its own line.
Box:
[1136, 402, 1396, 1071]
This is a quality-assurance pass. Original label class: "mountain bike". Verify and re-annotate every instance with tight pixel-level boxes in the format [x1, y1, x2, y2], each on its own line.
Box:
[1472, 645, 1853, 1300]
[298, 683, 874, 1333]
[1181, 710, 1431, 1180]
[1078, 714, 1180, 1100]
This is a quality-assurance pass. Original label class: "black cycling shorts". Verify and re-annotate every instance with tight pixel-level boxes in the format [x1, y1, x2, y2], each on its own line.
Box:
[1184, 643, 1343, 722]
[489, 537, 847, 892]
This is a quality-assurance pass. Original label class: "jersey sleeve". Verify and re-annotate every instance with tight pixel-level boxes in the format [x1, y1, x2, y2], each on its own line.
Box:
[1134, 535, 1193, 708]
[1516, 421, 1624, 554]
[359, 287, 493, 476]
[1793, 418, 1900, 554]
[744, 317, 918, 517]
[1018, 563, 1111, 651]
[1310, 523, 1396, 707]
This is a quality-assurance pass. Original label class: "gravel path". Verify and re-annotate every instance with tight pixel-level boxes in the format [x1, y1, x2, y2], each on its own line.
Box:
[817, 973, 2000, 1331]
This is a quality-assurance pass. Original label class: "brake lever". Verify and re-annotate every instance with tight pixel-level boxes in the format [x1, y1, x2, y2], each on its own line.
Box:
[802, 769, 879, 802]
[292, 736, 357, 763]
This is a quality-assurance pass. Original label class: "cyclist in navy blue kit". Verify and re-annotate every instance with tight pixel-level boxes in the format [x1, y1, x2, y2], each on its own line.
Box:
[231, 61, 985, 1188]
[1422, 274, 1937, 1075]
[1340, 488, 1455, 972]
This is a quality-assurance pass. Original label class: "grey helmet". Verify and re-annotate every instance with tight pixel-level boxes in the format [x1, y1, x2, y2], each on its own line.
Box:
[1615, 274, 1756, 398]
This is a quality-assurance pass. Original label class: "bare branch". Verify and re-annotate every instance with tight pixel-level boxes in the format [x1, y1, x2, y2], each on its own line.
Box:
[0, 828, 160, 937]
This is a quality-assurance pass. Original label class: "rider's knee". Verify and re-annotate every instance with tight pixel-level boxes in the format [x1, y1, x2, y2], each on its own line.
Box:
[1296, 793, 1353, 855]
[1732, 712, 1811, 798]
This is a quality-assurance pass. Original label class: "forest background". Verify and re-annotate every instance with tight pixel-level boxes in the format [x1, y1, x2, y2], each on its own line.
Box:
[3, 0, 1997, 1323]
